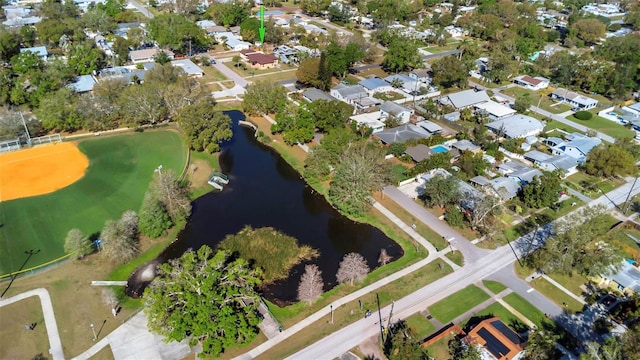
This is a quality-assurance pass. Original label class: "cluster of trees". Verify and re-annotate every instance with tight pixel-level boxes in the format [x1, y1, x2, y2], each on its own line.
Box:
[271, 99, 353, 145]
[139, 169, 192, 238]
[525, 205, 622, 277]
[296, 39, 370, 88]
[383, 321, 433, 360]
[242, 81, 288, 116]
[584, 142, 638, 178]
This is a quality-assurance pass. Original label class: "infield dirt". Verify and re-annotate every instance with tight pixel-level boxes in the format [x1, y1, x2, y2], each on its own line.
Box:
[0, 142, 88, 201]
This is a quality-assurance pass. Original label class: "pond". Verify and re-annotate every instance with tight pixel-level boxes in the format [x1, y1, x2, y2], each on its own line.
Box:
[129, 110, 403, 306]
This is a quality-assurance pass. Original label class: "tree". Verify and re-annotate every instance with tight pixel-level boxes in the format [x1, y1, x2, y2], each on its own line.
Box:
[83, 7, 116, 34]
[138, 192, 173, 238]
[296, 57, 331, 90]
[581, 337, 624, 360]
[300, 0, 331, 16]
[36, 87, 82, 132]
[328, 4, 350, 24]
[177, 101, 232, 153]
[242, 81, 287, 115]
[432, 58, 469, 89]
[101, 287, 119, 312]
[329, 140, 390, 215]
[389, 142, 407, 157]
[382, 37, 421, 73]
[153, 50, 171, 65]
[239, 17, 260, 42]
[0, 27, 20, 63]
[445, 206, 464, 227]
[521, 172, 562, 209]
[144, 246, 263, 358]
[271, 103, 316, 145]
[121, 84, 166, 126]
[448, 337, 481, 360]
[101, 210, 140, 264]
[522, 330, 560, 360]
[584, 144, 637, 177]
[573, 18, 606, 45]
[310, 99, 353, 132]
[67, 40, 106, 74]
[419, 174, 460, 208]
[529, 205, 623, 276]
[336, 252, 370, 286]
[64, 228, 92, 259]
[297, 264, 324, 305]
[514, 93, 532, 113]
[384, 323, 433, 360]
[378, 248, 392, 266]
[147, 13, 206, 53]
[209, 0, 250, 27]
[151, 169, 191, 223]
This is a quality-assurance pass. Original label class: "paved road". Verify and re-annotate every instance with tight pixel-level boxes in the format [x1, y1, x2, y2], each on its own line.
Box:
[491, 88, 615, 144]
[422, 49, 461, 61]
[0, 288, 65, 360]
[127, 0, 153, 18]
[383, 185, 490, 262]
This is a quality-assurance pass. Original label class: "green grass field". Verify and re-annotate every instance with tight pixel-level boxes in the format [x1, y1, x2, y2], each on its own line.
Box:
[0, 131, 187, 274]
[428, 285, 490, 323]
[566, 114, 635, 139]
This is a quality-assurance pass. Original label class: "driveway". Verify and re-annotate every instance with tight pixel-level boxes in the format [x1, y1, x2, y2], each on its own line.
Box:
[126, 0, 153, 18]
[211, 60, 248, 88]
[382, 185, 489, 262]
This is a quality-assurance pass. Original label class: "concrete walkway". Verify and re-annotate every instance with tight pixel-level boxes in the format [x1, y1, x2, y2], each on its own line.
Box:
[0, 288, 64, 360]
[212, 60, 248, 88]
[72, 311, 190, 360]
[541, 274, 587, 305]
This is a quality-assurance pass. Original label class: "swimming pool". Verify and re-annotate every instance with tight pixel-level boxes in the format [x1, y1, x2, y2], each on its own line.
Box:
[432, 145, 448, 153]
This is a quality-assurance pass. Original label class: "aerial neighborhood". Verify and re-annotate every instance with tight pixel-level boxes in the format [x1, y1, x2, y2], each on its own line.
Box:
[1, 0, 640, 359]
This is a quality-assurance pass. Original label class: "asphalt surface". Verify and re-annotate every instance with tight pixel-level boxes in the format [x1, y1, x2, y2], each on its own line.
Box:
[127, 0, 153, 18]
[422, 49, 461, 60]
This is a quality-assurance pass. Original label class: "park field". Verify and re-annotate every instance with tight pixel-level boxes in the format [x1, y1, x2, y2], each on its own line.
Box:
[0, 130, 187, 275]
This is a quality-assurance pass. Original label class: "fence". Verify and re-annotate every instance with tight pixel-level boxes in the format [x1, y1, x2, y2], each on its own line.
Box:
[0, 138, 21, 153]
[31, 133, 63, 146]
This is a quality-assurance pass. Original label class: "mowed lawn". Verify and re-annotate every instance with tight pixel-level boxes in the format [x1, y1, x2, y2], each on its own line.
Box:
[428, 285, 490, 323]
[0, 131, 187, 274]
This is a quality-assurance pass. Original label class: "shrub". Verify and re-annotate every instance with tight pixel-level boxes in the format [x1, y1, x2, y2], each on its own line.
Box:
[574, 111, 593, 120]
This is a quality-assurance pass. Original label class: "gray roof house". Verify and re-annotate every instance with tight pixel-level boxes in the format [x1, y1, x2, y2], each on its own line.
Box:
[471, 176, 520, 199]
[330, 84, 367, 103]
[551, 135, 601, 160]
[486, 115, 545, 138]
[524, 150, 552, 163]
[416, 120, 442, 134]
[375, 124, 430, 144]
[508, 167, 543, 185]
[303, 88, 337, 102]
[359, 77, 394, 94]
[539, 155, 579, 175]
[380, 101, 413, 124]
[497, 160, 529, 175]
[405, 144, 436, 162]
[602, 261, 640, 294]
[67, 75, 96, 93]
[441, 89, 490, 109]
[551, 88, 598, 110]
[171, 59, 204, 77]
[451, 139, 482, 153]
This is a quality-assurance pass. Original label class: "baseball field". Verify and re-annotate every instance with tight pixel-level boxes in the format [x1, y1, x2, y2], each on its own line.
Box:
[0, 131, 187, 275]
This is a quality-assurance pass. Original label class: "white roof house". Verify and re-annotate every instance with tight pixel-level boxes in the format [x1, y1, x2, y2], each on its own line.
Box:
[129, 48, 174, 63]
[380, 101, 413, 124]
[441, 90, 491, 110]
[474, 100, 516, 120]
[551, 135, 601, 161]
[350, 112, 385, 133]
[171, 59, 204, 77]
[330, 84, 368, 103]
[486, 114, 544, 138]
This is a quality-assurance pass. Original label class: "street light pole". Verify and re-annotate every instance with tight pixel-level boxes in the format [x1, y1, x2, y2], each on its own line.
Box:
[330, 305, 333, 324]
[90, 323, 97, 341]
[1, 249, 40, 299]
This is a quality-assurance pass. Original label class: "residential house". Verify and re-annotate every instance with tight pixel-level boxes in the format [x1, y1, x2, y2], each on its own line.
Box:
[442, 111, 461, 122]
[622, 102, 640, 117]
[470, 176, 520, 199]
[551, 88, 598, 110]
[451, 139, 482, 154]
[409, 69, 430, 83]
[415, 120, 442, 135]
[245, 52, 278, 69]
[352, 96, 382, 112]
[303, 88, 336, 103]
[486, 114, 544, 138]
[497, 160, 530, 176]
[113, 22, 143, 39]
[380, 101, 413, 124]
[440, 89, 491, 110]
[216, 32, 251, 51]
[509, 167, 543, 185]
[550, 135, 601, 161]
[97, 63, 155, 84]
[171, 59, 204, 77]
[2, 5, 41, 28]
[600, 261, 640, 295]
[67, 75, 96, 93]
[20, 46, 48, 60]
[512, 75, 550, 91]
[330, 84, 368, 103]
[384, 74, 420, 95]
[582, 3, 624, 17]
[359, 77, 394, 95]
[375, 124, 430, 144]
[350, 112, 385, 134]
[405, 144, 436, 162]
[524, 150, 578, 176]
[129, 48, 174, 63]
[474, 100, 516, 120]
[74, 0, 106, 12]
[463, 317, 526, 360]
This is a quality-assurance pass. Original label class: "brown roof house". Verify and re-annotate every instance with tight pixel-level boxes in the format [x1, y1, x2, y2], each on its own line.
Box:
[245, 52, 279, 69]
[463, 317, 526, 360]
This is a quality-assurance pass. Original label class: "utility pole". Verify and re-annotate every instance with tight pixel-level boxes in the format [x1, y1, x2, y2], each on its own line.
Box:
[622, 175, 639, 215]
[383, 301, 394, 343]
[1, 249, 40, 298]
